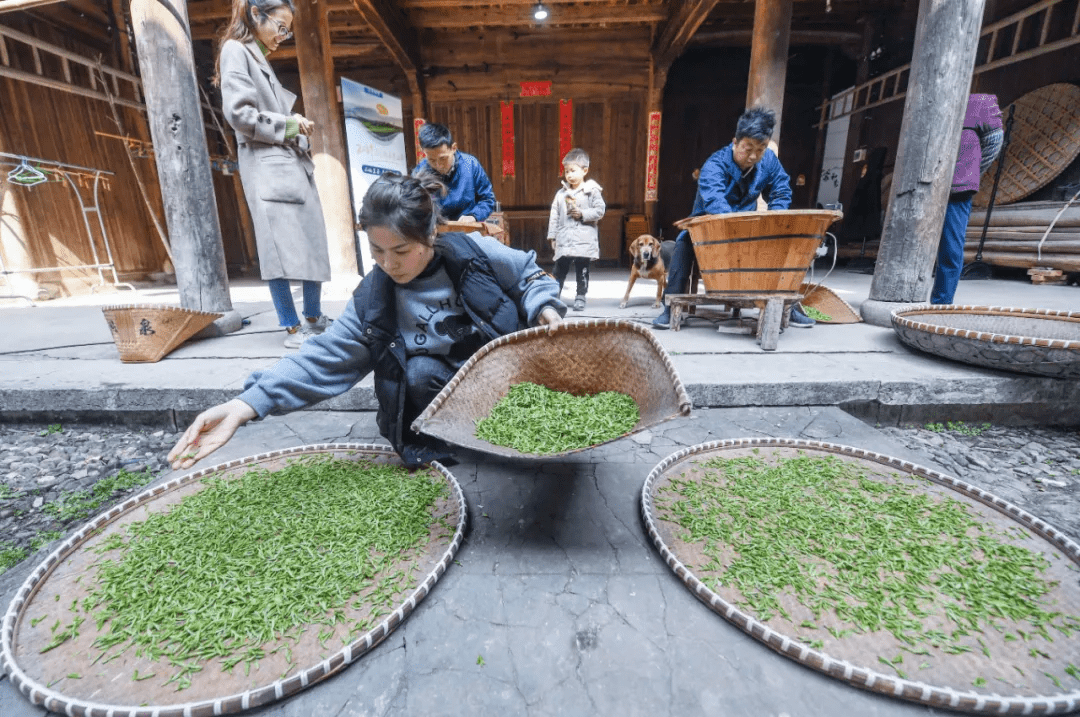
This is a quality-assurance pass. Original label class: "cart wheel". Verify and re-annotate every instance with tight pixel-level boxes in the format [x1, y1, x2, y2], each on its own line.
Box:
[758, 298, 783, 351]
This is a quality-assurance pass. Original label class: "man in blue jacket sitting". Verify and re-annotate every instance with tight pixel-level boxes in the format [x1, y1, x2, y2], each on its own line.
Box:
[653, 107, 814, 329]
[413, 122, 497, 222]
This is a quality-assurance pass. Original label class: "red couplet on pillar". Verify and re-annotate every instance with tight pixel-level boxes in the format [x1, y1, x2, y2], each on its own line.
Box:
[414, 118, 427, 162]
[501, 101, 515, 178]
[645, 111, 662, 202]
[559, 99, 573, 168]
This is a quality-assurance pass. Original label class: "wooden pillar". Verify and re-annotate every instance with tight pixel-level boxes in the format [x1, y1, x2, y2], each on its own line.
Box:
[808, 47, 836, 206]
[837, 16, 879, 215]
[644, 62, 668, 236]
[293, 0, 358, 278]
[861, 0, 987, 326]
[746, 0, 792, 149]
[128, 0, 241, 334]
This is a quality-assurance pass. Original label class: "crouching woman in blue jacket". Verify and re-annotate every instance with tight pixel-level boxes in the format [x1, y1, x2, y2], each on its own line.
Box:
[168, 172, 566, 469]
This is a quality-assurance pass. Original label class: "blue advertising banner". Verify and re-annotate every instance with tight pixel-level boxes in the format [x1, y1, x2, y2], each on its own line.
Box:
[341, 78, 406, 274]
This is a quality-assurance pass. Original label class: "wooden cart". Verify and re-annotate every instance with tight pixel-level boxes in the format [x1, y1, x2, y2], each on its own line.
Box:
[669, 209, 843, 350]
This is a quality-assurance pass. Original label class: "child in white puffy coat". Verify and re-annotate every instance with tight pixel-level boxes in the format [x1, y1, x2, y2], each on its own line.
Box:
[547, 148, 606, 311]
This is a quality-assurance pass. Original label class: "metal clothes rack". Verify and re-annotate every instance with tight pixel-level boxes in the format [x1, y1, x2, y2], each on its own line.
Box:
[0, 150, 136, 303]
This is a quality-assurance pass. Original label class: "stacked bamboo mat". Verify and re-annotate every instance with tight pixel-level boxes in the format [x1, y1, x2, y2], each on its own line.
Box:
[964, 200, 1080, 273]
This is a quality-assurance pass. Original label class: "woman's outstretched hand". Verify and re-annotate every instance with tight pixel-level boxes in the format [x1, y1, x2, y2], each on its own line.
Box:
[167, 399, 258, 471]
[538, 306, 563, 333]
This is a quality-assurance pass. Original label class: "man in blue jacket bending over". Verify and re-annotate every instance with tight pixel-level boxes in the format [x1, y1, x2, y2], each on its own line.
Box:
[653, 107, 814, 329]
[413, 122, 497, 222]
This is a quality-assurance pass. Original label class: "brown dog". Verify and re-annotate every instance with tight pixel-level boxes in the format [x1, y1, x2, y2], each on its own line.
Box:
[621, 234, 676, 308]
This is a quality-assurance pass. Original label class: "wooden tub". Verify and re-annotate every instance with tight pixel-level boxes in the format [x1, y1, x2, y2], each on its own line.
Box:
[674, 209, 843, 293]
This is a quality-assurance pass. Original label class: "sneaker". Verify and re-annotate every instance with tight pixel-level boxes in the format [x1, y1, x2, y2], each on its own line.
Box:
[789, 304, 816, 328]
[573, 296, 586, 311]
[283, 325, 308, 348]
[652, 307, 671, 330]
[303, 314, 333, 334]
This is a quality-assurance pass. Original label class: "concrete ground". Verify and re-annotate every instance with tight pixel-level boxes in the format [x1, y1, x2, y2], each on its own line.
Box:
[4, 405, 1070, 717]
[1, 268, 1078, 427]
[1, 267, 1079, 716]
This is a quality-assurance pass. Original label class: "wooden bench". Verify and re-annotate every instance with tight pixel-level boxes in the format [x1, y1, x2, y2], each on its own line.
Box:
[665, 291, 803, 351]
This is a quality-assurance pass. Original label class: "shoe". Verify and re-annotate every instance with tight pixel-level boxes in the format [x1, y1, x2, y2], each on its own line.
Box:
[652, 307, 671, 330]
[303, 315, 333, 335]
[283, 325, 308, 348]
[789, 304, 816, 328]
[573, 296, 586, 311]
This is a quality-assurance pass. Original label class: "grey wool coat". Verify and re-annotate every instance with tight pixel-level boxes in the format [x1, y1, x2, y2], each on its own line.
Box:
[219, 39, 331, 282]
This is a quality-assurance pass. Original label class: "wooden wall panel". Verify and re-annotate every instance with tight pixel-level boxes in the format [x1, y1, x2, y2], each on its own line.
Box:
[0, 18, 251, 297]
[427, 93, 647, 263]
[0, 75, 168, 294]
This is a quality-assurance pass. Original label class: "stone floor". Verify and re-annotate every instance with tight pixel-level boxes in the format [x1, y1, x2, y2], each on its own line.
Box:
[4, 407, 1078, 717]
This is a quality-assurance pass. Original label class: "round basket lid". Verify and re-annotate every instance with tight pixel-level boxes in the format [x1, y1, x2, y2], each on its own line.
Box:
[1, 444, 466, 717]
[641, 439, 1080, 713]
[974, 83, 1080, 207]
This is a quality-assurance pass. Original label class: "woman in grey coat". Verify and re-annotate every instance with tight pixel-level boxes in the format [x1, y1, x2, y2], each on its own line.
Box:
[215, 0, 333, 348]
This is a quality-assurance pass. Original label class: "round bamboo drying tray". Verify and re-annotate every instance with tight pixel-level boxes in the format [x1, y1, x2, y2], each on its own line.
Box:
[411, 319, 692, 459]
[1, 444, 467, 717]
[973, 83, 1080, 207]
[641, 438, 1080, 714]
[891, 305, 1080, 378]
[674, 210, 842, 294]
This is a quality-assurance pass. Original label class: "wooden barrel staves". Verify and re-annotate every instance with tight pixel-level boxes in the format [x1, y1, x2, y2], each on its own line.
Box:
[674, 209, 843, 293]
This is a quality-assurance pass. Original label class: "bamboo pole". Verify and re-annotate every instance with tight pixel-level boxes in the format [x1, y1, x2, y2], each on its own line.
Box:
[960, 249, 1080, 271]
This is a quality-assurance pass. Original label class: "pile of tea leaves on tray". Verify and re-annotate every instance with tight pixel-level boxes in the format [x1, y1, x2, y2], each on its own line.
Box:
[40, 456, 447, 690]
[475, 382, 639, 454]
[654, 452, 1080, 683]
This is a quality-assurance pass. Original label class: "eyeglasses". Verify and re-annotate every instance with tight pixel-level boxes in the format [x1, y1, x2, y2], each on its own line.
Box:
[259, 11, 292, 40]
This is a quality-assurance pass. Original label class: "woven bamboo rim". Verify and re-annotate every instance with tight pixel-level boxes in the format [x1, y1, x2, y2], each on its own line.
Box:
[0, 443, 467, 717]
[798, 282, 862, 324]
[101, 304, 223, 363]
[973, 83, 1080, 207]
[412, 319, 693, 459]
[640, 438, 1080, 714]
[891, 305, 1080, 349]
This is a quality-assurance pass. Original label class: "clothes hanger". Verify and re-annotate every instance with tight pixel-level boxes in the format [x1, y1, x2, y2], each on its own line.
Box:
[7, 158, 49, 187]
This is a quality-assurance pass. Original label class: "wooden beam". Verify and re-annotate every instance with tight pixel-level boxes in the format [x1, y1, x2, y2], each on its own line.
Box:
[187, 0, 351, 23]
[271, 41, 382, 61]
[692, 28, 861, 46]
[349, 0, 421, 73]
[0, 0, 64, 14]
[413, 5, 667, 28]
[652, 0, 723, 69]
[350, 0, 426, 117]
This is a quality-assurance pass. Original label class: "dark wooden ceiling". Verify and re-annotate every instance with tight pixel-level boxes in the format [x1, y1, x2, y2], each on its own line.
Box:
[12, 0, 912, 66]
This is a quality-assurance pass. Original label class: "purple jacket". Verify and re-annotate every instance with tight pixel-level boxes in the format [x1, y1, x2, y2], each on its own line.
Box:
[951, 94, 1003, 195]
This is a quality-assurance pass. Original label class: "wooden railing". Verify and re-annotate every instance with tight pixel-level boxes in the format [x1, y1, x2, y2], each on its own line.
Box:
[0, 22, 144, 110]
[816, 0, 1080, 127]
